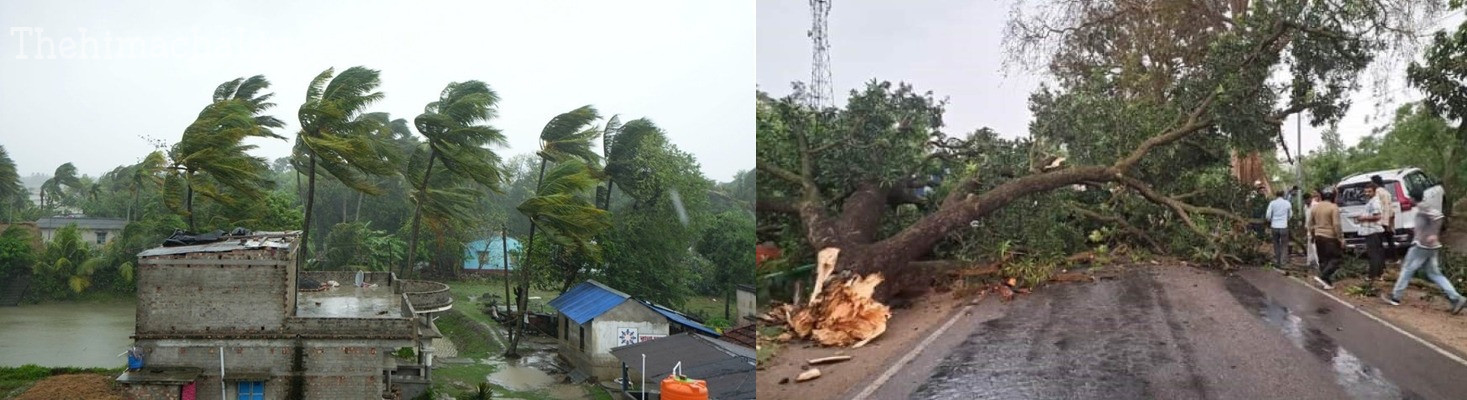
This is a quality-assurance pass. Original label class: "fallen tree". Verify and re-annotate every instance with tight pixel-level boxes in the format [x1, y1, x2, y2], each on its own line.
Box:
[757, 0, 1443, 298]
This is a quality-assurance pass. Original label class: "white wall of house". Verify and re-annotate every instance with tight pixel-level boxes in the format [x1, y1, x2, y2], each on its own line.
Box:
[736, 288, 757, 319]
[40, 227, 121, 247]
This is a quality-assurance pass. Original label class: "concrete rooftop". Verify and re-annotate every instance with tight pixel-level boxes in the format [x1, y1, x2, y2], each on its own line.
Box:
[296, 286, 401, 319]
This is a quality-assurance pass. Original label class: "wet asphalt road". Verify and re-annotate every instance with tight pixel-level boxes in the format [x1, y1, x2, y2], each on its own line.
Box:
[862, 266, 1467, 400]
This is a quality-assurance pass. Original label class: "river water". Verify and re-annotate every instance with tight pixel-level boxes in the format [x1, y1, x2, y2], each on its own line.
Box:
[0, 301, 136, 368]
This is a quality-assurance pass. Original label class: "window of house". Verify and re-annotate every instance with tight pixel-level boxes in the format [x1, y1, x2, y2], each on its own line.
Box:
[579, 325, 585, 350]
[237, 381, 264, 400]
[95, 231, 107, 244]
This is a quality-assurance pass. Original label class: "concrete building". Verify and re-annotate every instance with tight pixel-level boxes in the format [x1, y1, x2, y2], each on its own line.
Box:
[37, 216, 126, 247]
[548, 280, 719, 380]
[115, 232, 450, 400]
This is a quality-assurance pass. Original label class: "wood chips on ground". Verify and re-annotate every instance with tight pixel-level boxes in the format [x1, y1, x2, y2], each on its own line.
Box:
[14, 374, 124, 400]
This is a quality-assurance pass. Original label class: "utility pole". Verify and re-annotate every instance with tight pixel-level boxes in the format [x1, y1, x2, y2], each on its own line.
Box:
[1295, 113, 1304, 212]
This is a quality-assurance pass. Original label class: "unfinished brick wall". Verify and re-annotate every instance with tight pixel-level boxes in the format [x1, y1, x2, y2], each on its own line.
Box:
[136, 250, 295, 335]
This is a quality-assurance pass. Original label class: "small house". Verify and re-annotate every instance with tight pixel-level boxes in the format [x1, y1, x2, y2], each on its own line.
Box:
[462, 235, 521, 273]
[36, 216, 126, 247]
[549, 280, 718, 380]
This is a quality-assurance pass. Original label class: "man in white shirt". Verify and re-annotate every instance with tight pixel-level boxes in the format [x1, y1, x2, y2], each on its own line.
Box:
[1371, 175, 1397, 250]
[1354, 183, 1388, 283]
[1264, 190, 1292, 269]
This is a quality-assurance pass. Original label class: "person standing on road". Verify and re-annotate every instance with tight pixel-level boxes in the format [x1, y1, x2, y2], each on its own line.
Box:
[1311, 191, 1344, 289]
[1305, 191, 1320, 270]
[1265, 190, 1292, 270]
[1355, 183, 1388, 284]
[1382, 185, 1466, 313]
[1372, 175, 1397, 251]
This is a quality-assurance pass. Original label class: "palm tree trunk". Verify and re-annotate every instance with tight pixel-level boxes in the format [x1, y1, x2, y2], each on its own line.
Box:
[502, 224, 511, 313]
[355, 192, 363, 222]
[404, 149, 438, 279]
[603, 182, 615, 210]
[300, 155, 318, 274]
[185, 178, 195, 232]
[508, 157, 549, 358]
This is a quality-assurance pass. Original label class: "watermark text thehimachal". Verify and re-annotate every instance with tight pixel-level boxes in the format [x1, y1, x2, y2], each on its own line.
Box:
[9, 27, 255, 60]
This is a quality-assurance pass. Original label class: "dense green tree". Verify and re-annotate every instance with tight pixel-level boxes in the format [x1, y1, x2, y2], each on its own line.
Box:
[697, 210, 755, 319]
[0, 226, 36, 277]
[1408, 14, 1467, 203]
[0, 146, 24, 221]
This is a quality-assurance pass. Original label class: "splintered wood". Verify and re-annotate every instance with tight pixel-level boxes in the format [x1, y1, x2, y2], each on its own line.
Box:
[767, 248, 892, 348]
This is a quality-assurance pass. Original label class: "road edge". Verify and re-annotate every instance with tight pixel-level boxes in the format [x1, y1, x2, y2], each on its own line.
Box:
[1282, 274, 1467, 366]
[848, 302, 975, 400]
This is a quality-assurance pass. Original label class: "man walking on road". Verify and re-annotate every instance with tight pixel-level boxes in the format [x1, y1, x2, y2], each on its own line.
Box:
[1356, 183, 1388, 284]
[1311, 191, 1344, 289]
[1382, 185, 1466, 313]
[1305, 191, 1320, 270]
[1372, 175, 1397, 251]
[1265, 190, 1291, 270]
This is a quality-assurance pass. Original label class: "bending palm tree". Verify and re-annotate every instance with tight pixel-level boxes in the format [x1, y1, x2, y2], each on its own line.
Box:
[508, 159, 609, 356]
[166, 75, 286, 231]
[128, 152, 167, 221]
[600, 118, 666, 209]
[295, 66, 397, 271]
[403, 81, 506, 278]
[41, 163, 83, 211]
[506, 106, 604, 357]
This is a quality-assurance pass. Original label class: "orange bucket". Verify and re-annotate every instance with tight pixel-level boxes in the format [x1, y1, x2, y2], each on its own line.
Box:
[660, 373, 708, 400]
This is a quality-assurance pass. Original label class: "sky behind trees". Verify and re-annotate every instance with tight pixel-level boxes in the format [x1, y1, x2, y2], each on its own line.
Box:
[1, 0, 753, 181]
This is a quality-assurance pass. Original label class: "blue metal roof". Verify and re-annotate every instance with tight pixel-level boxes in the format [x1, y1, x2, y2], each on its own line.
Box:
[643, 301, 720, 337]
[549, 280, 630, 324]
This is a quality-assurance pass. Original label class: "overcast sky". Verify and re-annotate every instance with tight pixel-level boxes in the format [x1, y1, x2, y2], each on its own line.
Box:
[1, 0, 752, 182]
[758, 1, 1463, 164]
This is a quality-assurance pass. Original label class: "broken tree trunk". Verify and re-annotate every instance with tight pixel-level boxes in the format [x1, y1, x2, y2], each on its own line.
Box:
[787, 273, 891, 348]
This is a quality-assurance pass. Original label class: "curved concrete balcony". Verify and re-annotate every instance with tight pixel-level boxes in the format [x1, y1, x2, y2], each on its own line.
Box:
[400, 279, 453, 313]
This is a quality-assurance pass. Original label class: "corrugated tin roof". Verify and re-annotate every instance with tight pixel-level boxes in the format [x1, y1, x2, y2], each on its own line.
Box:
[643, 301, 719, 337]
[549, 280, 631, 325]
[610, 333, 756, 400]
[137, 232, 298, 257]
[36, 217, 127, 230]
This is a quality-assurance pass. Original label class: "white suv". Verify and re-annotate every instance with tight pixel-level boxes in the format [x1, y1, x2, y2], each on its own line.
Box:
[1334, 168, 1445, 252]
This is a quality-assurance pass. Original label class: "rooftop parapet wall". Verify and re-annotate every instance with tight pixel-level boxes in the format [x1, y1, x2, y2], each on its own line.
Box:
[400, 280, 452, 312]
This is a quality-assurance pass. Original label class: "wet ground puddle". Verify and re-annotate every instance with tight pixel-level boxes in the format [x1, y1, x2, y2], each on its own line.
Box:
[1223, 277, 1422, 400]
